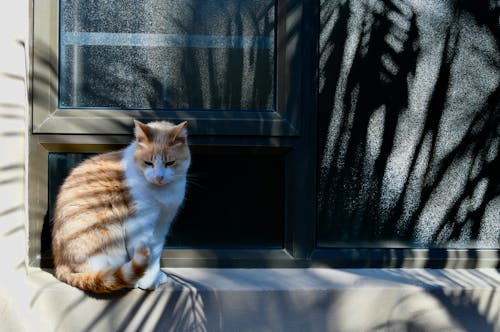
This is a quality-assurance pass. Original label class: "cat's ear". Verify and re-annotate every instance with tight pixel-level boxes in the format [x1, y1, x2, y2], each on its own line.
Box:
[134, 120, 151, 147]
[169, 121, 188, 145]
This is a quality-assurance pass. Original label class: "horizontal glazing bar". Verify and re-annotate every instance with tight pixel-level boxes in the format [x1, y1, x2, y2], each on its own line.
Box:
[61, 32, 274, 49]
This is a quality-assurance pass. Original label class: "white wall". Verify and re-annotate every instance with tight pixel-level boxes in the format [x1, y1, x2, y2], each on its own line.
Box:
[0, 0, 34, 330]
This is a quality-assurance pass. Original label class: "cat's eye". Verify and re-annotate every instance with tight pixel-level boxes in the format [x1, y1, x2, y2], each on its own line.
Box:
[165, 160, 175, 167]
[144, 161, 154, 167]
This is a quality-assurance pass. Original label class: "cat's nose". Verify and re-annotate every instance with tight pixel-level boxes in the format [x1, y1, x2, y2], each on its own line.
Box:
[156, 176, 164, 183]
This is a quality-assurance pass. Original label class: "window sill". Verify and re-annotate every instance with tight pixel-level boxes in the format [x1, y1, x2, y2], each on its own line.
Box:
[20, 267, 500, 331]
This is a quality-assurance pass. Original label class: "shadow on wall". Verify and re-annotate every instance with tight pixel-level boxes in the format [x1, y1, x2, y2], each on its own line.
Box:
[59, 0, 274, 111]
[0, 39, 26, 265]
[318, 0, 499, 249]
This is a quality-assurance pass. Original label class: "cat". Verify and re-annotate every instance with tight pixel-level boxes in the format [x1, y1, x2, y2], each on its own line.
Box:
[52, 120, 190, 293]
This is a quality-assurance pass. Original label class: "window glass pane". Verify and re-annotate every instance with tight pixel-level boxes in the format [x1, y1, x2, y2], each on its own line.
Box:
[43, 150, 284, 262]
[317, 0, 499, 248]
[59, 0, 275, 111]
[167, 149, 284, 248]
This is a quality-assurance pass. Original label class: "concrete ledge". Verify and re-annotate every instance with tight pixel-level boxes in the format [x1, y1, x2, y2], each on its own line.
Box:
[2, 268, 497, 331]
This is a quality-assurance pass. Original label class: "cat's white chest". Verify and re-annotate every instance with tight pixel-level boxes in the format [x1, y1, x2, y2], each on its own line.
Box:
[150, 181, 186, 224]
[151, 181, 185, 208]
[128, 175, 185, 223]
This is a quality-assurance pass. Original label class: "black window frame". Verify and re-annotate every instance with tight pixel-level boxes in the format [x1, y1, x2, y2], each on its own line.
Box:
[30, 0, 320, 268]
[32, 0, 298, 137]
[29, 0, 498, 269]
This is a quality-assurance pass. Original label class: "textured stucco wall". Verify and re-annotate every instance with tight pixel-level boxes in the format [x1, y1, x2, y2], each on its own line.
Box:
[318, 0, 499, 248]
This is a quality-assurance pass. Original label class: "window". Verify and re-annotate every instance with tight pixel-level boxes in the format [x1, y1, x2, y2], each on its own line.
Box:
[33, 0, 297, 136]
[45, 150, 285, 250]
[315, 0, 499, 265]
[30, 0, 311, 268]
[30, 0, 498, 268]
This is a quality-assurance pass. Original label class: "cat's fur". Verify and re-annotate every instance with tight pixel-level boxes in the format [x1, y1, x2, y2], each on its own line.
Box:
[52, 120, 190, 293]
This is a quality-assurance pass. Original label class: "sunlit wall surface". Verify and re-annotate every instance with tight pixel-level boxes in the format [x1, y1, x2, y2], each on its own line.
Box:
[59, 0, 275, 111]
[318, 0, 499, 248]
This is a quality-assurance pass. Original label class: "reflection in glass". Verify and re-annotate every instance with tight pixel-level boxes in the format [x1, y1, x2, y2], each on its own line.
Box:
[43, 151, 284, 260]
[317, 0, 499, 249]
[59, 0, 275, 111]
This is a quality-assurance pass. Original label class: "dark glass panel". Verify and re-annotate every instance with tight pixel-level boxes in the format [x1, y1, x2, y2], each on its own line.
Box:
[43, 149, 284, 262]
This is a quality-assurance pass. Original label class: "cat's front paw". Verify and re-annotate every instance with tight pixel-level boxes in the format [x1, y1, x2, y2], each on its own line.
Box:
[136, 271, 168, 290]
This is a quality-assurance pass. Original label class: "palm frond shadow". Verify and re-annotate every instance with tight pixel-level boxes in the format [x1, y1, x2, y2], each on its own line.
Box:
[318, 0, 499, 247]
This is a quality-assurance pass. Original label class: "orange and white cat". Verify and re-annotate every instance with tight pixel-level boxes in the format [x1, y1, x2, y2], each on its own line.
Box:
[52, 120, 190, 293]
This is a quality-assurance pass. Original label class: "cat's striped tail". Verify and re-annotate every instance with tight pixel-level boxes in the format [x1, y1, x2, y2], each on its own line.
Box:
[55, 246, 150, 293]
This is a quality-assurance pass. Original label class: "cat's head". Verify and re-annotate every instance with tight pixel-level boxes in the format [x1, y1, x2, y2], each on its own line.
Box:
[133, 120, 191, 186]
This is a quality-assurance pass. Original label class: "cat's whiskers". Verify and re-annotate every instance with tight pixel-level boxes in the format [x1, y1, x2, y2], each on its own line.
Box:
[185, 173, 206, 192]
